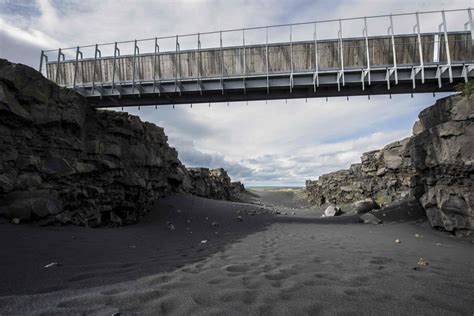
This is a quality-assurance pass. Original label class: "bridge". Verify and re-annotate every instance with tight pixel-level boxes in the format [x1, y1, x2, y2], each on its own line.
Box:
[39, 8, 474, 108]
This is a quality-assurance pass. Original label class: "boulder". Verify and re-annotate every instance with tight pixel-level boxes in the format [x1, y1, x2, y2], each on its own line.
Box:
[359, 213, 382, 224]
[324, 205, 342, 217]
[353, 199, 379, 214]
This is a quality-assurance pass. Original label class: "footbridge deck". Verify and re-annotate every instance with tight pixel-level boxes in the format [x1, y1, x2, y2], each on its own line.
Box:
[39, 8, 474, 108]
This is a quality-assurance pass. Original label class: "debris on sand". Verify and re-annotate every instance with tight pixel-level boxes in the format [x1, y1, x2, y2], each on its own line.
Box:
[414, 234, 423, 238]
[11, 218, 20, 224]
[44, 262, 60, 268]
[236, 216, 243, 221]
[395, 239, 401, 244]
[166, 221, 176, 230]
[417, 257, 429, 266]
[211, 221, 219, 227]
[200, 240, 208, 244]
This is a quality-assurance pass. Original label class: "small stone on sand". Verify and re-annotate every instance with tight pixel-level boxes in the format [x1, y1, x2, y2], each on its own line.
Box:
[200, 240, 208, 244]
[44, 262, 60, 268]
[395, 239, 401, 243]
[236, 216, 243, 221]
[417, 257, 428, 266]
[211, 221, 219, 227]
[11, 218, 20, 224]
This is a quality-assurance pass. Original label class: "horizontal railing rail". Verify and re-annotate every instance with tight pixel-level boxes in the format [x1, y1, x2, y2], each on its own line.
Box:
[38, 8, 474, 107]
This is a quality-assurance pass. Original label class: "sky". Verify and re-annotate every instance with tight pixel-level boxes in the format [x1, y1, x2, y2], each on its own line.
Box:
[0, 0, 470, 186]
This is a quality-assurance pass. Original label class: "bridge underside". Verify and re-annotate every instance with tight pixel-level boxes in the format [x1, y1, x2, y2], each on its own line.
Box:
[81, 65, 470, 107]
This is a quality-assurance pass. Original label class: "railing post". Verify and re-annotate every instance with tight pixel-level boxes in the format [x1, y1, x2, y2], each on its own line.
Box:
[175, 35, 180, 94]
[220, 30, 224, 95]
[441, 10, 453, 83]
[363, 17, 371, 86]
[414, 12, 425, 83]
[153, 38, 159, 94]
[266, 26, 269, 94]
[73, 46, 82, 90]
[290, 25, 293, 93]
[469, 8, 474, 42]
[39, 50, 45, 73]
[242, 28, 246, 94]
[55, 48, 63, 84]
[338, 19, 345, 90]
[112, 42, 120, 93]
[197, 33, 201, 93]
[92, 44, 101, 94]
[132, 39, 138, 94]
[389, 14, 398, 84]
[313, 22, 319, 92]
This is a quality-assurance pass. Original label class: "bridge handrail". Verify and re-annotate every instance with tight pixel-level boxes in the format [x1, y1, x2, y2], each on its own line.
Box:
[41, 7, 472, 53]
[44, 31, 472, 63]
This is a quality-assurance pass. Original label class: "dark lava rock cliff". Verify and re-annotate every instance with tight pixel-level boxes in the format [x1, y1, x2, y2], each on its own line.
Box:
[306, 94, 473, 235]
[0, 59, 240, 226]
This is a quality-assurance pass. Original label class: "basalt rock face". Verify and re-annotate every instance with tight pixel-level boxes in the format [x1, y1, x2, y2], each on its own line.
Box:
[305, 137, 415, 207]
[306, 94, 473, 234]
[186, 168, 233, 200]
[410, 95, 473, 235]
[0, 59, 188, 226]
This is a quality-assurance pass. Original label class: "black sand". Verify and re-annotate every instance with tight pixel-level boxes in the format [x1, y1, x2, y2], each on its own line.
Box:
[0, 192, 473, 315]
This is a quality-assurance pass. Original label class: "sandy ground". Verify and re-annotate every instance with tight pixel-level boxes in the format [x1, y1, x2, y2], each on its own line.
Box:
[0, 191, 473, 315]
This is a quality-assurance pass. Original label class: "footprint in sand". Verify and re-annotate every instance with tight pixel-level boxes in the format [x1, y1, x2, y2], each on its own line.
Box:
[67, 273, 97, 282]
[218, 289, 257, 304]
[370, 256, 394, 265]
[145, 274, 173, 286]
[101, 288, 127, 296]
[264, 268, 297, 281]
[223, 264, 251, 273]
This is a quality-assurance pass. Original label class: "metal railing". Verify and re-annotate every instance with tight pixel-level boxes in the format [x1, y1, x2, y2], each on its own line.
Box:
[39, 8, 474, 103]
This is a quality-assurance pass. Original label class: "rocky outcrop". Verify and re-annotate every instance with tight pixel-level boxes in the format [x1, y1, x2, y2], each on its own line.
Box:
[186, 168, 233, 200]
[306, 94, 473, 235]
[410, 95, 473, 235]
[306, 137, 415, 207]
[0, 59, 241, 226]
